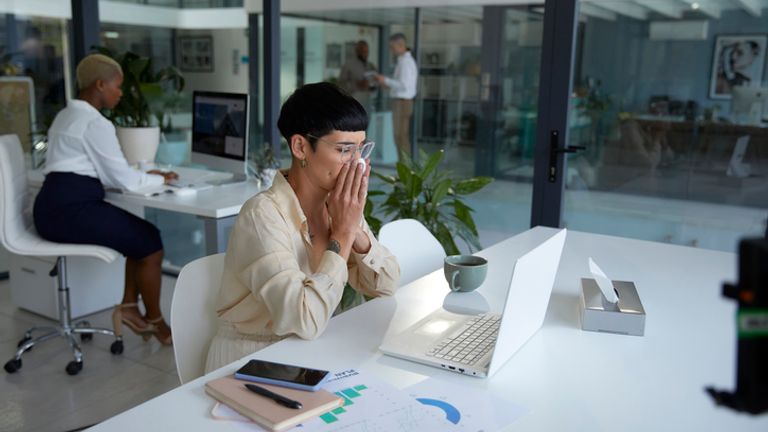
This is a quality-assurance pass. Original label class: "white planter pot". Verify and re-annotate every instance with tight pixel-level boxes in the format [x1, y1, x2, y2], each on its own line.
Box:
[116, 126, 160, 166]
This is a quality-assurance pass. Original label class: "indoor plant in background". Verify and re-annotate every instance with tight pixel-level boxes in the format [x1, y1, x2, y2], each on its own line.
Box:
[251, 145, 281, 189]
[368, 149, 493, 255]
[95, 47, 184, 165]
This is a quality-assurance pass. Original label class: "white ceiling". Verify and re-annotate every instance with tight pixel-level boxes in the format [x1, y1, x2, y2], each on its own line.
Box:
[293, 0, 768, 26]
[2, 0, 767, 29]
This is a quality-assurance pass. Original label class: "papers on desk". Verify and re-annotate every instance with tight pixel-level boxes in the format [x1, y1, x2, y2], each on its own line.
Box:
[211, 369, 526, 431]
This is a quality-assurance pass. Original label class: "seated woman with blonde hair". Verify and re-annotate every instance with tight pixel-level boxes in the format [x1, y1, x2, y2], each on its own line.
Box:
[205, 83, 400, 372]
[33, 53, 176, 346]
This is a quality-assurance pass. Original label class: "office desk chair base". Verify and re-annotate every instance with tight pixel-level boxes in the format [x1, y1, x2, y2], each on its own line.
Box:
[3, 257, 124, 376]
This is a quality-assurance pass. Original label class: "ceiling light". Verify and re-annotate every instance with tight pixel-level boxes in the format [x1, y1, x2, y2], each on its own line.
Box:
[691, 2, 700, 10]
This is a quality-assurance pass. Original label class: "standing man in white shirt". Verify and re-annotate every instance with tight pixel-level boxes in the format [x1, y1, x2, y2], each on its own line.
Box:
[375, 33, 418, 159]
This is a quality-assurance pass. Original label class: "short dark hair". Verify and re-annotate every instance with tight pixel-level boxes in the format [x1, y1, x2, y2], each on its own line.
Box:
[277, 82, 368, 151]
[389, 33, 407, 43]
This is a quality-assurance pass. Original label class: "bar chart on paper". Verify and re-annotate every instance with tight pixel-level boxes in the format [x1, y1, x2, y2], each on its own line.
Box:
[300, 369, 446, 432]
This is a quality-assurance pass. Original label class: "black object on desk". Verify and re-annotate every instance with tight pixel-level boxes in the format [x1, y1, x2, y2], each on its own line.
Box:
[706, 237, 768, 415]
[245, 384, 303, 409]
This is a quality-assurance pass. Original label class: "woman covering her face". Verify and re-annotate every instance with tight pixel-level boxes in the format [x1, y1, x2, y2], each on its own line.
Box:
[204, 83, 400, 372]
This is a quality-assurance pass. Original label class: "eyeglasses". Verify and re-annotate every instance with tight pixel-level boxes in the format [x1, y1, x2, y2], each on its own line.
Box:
[306, 134, 376, 164]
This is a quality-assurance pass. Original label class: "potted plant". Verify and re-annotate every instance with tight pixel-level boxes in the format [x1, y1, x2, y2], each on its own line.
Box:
[95, 47, 184, 165]
[252, 145, 281, 189]
[367, 150, 493, 255]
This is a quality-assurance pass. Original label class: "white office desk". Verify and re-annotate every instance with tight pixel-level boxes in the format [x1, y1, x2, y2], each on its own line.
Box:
[89, 227, 768, 431]
[27, 169, 264, 255]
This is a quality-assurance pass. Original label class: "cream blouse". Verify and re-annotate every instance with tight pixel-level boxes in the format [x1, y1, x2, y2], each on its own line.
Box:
[214, 172, 400, 340]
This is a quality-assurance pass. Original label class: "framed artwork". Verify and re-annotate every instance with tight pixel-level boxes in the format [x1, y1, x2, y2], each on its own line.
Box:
[178, 36, 214, 72]
[709, 34, 767, 99]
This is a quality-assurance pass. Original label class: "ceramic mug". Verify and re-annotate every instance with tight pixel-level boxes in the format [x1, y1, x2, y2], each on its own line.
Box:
[444, 255, 488, 292]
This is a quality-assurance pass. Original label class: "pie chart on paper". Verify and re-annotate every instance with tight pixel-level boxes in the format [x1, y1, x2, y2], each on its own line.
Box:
[415, 398, 462, 424]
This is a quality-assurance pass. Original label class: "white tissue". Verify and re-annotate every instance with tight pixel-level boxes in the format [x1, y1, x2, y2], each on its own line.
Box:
[588, 257, 619, 304]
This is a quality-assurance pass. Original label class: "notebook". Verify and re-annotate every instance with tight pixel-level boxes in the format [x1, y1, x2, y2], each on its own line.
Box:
[205, 375, 344, 431]
[380, 229, 566, 378]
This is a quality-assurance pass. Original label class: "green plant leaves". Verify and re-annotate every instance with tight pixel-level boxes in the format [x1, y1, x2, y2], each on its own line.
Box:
[420, 149, 443, 179]
[454, 176, 493, 195]
[94, 46, 185, 129]
[366, 150, 493, 256]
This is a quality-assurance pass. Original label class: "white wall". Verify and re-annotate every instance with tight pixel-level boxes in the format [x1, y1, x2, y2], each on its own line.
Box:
[178, 28, 249, 95]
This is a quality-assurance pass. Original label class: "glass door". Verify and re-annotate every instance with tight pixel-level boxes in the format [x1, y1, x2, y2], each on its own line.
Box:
[415, 5, 546, 248]
[562, 0, 768, 251]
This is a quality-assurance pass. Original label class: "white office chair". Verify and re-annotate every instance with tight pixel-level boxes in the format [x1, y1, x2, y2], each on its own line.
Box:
[170, 253, 224, 384]
[378, 218, 446, 286]
[0, 134, 123, 376]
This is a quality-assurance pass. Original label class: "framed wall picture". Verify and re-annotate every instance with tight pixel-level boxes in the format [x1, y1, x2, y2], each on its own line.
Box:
[178, 35, 214, 72]
[709, 34, 767, 99]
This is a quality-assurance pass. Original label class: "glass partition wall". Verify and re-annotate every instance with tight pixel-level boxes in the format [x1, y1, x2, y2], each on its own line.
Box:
[3, 1, 763, 271]
[291, 5, 546, 248]
[0, 14, 69, 156]
[563, 0, 768, 250]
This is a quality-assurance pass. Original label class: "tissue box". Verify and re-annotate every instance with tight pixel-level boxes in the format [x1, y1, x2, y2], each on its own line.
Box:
[580, 278, 645, 336]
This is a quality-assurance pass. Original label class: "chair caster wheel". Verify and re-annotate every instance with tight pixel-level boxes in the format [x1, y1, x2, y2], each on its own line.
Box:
[80, 333, 93, 342]
[110, 340, 124, 355]
[17, 336, 32, 351]
[66, 361, 83, 375]
[4, 358, 22, 373]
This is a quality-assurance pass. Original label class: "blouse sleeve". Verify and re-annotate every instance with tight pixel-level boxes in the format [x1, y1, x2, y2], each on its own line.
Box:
[231, 201, 350, 340]
[347, 218, 401, 298]
[81, 119, 164, 191]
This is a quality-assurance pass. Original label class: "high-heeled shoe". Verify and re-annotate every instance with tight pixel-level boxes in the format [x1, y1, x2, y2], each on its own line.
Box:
[147, 316, 173, 346]
[112, 303, 156, 341]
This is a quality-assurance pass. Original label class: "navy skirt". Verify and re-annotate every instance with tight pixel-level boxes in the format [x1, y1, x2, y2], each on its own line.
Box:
[33, 172, 163, 259]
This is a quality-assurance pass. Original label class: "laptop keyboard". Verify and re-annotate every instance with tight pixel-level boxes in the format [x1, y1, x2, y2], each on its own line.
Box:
[426, 313, 500, 365]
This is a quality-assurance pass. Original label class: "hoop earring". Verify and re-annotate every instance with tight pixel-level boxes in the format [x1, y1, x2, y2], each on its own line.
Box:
[300, 159, 307, 168]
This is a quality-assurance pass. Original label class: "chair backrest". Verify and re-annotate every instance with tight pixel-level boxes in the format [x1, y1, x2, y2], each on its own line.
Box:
[171, 253, 225, 384]
[378, 218, 446, 286]
[0, 134, 32, 253]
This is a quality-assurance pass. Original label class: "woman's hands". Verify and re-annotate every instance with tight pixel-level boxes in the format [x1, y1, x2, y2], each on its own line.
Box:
[147, 169, 179, 184]
[327, 160, 370, 259]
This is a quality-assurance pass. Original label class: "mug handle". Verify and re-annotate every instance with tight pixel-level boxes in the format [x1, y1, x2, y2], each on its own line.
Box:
[450, 271, 461, 292]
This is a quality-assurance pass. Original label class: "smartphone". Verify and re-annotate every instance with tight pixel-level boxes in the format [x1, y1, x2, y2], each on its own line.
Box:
[234, 359, 331, 391]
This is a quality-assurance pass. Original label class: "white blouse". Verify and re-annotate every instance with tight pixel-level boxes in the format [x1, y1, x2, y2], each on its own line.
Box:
[44, 99, 164, 191]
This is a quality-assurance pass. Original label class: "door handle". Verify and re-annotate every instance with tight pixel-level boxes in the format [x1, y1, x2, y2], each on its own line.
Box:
[548, 130, 586, 182]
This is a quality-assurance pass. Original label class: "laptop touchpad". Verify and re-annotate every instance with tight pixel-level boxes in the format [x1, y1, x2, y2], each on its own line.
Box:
[415, 318, 456, 336]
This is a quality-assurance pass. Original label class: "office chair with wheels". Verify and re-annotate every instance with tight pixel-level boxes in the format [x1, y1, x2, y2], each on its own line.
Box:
[379, 218, 446, 286]
[0, 134, 124, 375]
[170, 253, 224, 384]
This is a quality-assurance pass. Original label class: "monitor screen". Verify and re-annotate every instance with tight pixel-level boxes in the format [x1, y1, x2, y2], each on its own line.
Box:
[192, 91, 248, 162]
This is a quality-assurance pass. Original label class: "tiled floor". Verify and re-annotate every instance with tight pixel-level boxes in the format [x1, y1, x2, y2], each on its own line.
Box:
[0, 275, 181, 432]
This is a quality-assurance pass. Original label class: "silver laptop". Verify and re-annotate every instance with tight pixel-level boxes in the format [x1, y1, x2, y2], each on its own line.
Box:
[380, 229, 567, 378]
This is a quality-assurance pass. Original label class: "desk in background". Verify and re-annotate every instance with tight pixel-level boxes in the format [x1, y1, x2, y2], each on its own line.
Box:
[27, 168, 264, 256]
[16, 168, 262, 319]
[89, 228, 767, 431]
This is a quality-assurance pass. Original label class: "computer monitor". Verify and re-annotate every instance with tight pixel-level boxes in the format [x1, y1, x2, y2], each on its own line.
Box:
[730, 86, 768, 125]
[191, 91, 249, 176]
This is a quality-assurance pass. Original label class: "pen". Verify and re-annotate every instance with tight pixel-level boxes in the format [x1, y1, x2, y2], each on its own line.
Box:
[244, 384, 303, 409]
